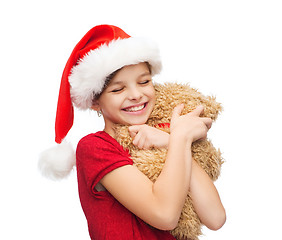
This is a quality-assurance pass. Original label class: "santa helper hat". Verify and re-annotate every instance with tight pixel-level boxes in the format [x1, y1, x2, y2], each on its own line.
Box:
[38, 24, 162, 180]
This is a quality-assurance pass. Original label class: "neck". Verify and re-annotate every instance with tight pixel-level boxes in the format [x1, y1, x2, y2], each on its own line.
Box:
[103, 126, 116, 138]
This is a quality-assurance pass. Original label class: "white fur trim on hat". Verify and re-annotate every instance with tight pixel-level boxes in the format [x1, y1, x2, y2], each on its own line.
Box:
[69, 37, 162, 110]
[38, 141, 76, 180]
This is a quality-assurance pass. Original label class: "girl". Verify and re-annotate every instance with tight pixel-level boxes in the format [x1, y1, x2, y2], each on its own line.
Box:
[40, 25, 226, 239]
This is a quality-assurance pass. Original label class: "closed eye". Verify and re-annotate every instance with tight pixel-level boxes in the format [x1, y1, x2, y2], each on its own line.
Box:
[139, 80, 151, 85]
[111, 87, 124, 93]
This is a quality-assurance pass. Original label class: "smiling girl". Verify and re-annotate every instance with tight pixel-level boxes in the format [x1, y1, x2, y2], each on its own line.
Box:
[40, 25, 225, 240]
[91, 63, 155, 134]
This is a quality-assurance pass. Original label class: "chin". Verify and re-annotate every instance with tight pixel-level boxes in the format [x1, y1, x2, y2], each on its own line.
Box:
[126, 120, 147, 126]
[126, 116, 149, 126]
[120, 113, 150, 126]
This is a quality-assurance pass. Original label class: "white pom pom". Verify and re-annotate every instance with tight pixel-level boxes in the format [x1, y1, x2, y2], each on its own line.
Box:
[38, 141, 76, 180]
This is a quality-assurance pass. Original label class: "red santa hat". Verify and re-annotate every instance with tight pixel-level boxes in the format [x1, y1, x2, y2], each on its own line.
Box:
[38, 24, 162, 180]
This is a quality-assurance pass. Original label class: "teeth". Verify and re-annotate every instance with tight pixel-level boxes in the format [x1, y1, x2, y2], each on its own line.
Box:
[124, 104, 145, 112]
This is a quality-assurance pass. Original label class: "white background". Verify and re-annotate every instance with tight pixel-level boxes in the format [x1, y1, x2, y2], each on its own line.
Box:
[1, 0, 281, 239]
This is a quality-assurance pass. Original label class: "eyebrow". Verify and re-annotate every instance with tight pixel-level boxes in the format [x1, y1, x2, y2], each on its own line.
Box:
[139, 72, 151, 77]
[108, 81, 124, 86]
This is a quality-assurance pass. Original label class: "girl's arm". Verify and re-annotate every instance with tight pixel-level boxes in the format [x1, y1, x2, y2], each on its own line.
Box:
[189, 160, 226, 230]
[128, 124, 169, 150]
[101, 132, 191, 230]
[100, 105, 211, 230]
[128, 107, 226, 230]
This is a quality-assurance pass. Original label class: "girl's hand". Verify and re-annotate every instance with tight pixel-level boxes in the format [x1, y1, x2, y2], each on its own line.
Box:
[170, 104, 212, 143]
[128, 125, 169, 150]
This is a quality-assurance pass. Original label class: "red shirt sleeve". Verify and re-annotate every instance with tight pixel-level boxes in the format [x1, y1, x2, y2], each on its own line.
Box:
[76, 131, 176, 240]
[76, 131, 133, 195]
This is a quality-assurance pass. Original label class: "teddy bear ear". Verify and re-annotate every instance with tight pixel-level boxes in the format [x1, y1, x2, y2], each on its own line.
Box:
[160, 82, 222, 120]
[204, 96, 223, 121]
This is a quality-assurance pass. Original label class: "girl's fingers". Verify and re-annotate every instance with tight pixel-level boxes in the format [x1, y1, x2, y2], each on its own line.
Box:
[189, 105, 204, 116]
[202, 117, 213, 129]
[132, 132, 140, 145]
[128, 125, 140, 133]
[129, 131, 137, 138]
[136, 134, 146, 149]
[171, 104, 184, 121]
[129, 125, 141, 138]
[191, 106, 212, 129]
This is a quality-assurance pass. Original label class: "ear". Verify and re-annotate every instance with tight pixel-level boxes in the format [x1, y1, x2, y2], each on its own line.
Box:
[91, 100, 100, 111]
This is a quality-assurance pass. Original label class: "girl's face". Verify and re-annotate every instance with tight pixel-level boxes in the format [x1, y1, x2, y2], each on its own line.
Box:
[93, 62, 156, 136]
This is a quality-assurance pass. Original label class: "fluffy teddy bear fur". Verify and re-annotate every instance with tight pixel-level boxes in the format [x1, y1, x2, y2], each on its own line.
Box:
[113, 82, 223, 240]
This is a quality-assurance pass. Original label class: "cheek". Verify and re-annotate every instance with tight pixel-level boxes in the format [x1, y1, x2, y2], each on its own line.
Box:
[100, 95, 124, 111]
[148, 88, 156, 101]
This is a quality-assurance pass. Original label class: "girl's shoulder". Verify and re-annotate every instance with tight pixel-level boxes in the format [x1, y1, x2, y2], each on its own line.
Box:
[77, 131, 130, 157]
[78, 131, 115, 147]
[76, 131, 132, 176]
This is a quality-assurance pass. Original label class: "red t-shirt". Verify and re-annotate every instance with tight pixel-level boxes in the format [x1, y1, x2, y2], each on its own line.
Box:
[76, 131, 176, 240]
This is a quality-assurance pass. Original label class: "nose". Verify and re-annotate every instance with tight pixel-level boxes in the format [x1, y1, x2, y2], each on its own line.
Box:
[127, 86, 142, 101]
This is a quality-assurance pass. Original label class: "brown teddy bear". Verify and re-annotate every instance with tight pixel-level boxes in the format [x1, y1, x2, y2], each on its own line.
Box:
[113, 82, 223, 240]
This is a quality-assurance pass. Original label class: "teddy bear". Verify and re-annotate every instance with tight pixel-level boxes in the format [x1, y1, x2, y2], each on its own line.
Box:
[113, 82, 223, 240]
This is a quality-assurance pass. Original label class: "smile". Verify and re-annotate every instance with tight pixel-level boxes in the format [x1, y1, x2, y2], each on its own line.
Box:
[122, 103, 147, 112]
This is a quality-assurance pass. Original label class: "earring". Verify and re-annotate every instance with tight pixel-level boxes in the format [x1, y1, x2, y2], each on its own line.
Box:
[97, 111, 102, 117]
